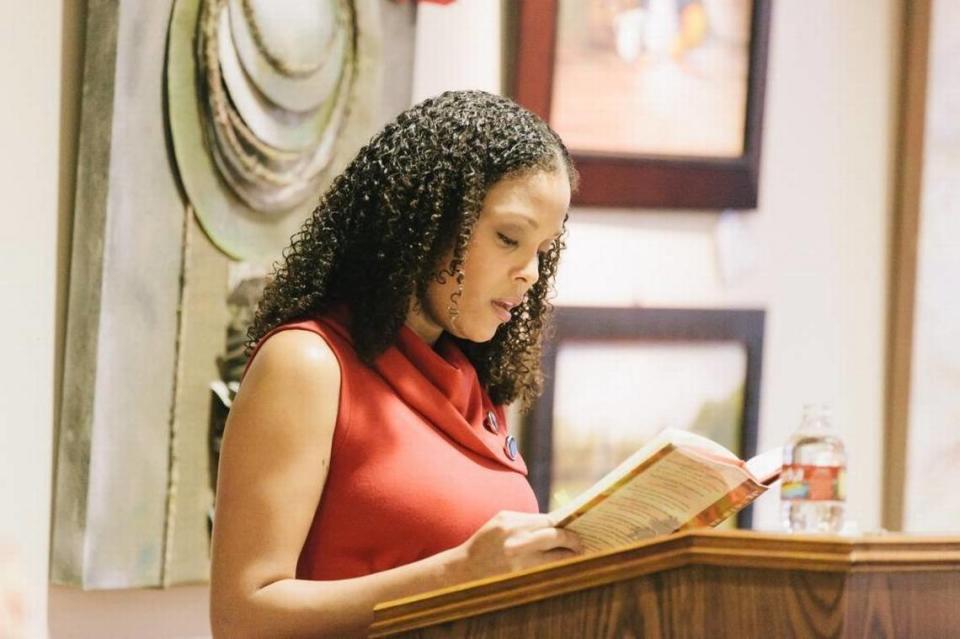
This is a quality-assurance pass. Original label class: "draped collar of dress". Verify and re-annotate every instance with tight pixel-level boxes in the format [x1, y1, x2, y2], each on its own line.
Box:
[320, 306, 527, 475]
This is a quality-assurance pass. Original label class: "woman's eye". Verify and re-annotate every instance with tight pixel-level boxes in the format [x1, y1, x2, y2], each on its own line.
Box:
[497, 232, 519, 247]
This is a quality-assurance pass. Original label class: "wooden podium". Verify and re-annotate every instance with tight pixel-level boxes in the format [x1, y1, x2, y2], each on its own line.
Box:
[370, 530, 960, 638]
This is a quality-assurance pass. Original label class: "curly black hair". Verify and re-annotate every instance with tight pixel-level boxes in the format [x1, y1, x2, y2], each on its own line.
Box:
[248, 90, 577, 407]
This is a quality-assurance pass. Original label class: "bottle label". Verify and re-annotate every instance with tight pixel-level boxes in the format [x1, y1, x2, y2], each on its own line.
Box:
[780, 465, 846, 501]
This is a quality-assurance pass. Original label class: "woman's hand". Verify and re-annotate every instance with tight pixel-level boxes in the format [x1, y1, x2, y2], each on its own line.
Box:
[452, 511, 585, 582]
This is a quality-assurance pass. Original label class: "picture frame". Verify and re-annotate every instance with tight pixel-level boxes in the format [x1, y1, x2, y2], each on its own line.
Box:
[509, 0, 772, 209]
[523, 306, 765, 528]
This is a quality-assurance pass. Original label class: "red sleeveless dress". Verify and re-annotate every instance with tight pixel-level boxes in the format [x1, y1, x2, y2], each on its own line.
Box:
[245, 310, 539, 580]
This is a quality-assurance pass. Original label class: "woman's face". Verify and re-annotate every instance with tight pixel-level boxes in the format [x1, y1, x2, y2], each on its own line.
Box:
[408, 168, 571, 344]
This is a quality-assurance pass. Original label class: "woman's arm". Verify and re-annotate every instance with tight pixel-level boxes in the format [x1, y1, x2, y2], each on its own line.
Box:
[210, 330, 581, 639]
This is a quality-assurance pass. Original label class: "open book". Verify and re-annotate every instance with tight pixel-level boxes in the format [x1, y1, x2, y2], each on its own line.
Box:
[549, 429, 782, 553]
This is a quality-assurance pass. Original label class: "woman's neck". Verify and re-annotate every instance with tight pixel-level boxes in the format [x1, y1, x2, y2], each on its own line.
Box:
[404, 301, 443, 345]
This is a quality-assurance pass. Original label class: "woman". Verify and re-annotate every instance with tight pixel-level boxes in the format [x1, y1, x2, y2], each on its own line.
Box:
[210, 90, 583, 638]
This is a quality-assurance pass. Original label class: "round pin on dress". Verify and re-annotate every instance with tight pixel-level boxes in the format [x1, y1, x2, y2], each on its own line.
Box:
[504, 435, 518, 460]
[483, 410, 499, 434]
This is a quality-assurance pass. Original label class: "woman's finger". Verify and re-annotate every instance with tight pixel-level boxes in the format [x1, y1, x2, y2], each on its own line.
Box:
[506, 526, 584, 554]
[490, 511, 554, 533]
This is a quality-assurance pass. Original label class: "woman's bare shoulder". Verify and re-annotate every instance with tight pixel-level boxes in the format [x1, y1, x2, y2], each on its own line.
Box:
[228, 328, 342, 443]
[243, 328, 341, 391]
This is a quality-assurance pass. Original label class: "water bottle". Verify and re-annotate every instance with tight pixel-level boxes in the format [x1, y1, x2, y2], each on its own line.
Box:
[780, 403, 846, 533]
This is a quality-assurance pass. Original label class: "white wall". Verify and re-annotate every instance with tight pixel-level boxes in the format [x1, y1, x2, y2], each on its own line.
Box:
[1, 0, 898, 636]
[0, 4, 65, 638]
[903, 0, 960, 531]
[412, 0, 502, 100]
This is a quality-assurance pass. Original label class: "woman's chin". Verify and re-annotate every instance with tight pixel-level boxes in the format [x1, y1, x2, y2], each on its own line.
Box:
[455, 322, 500, 344]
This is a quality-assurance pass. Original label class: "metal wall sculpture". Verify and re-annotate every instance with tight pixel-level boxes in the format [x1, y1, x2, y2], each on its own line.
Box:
[53, 0, 410, 588]
[168, 0, 379, 261]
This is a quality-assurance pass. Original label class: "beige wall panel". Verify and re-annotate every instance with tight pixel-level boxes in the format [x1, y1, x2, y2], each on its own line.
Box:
[53, 0, 185, 589]
[165, 213, 229, 585]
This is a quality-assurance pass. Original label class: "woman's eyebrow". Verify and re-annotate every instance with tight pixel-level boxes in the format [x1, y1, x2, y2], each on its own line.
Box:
[497, 212, 563, 238]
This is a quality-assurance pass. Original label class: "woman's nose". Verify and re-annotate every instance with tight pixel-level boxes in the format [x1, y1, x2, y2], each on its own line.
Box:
[515, 252, 540, 285]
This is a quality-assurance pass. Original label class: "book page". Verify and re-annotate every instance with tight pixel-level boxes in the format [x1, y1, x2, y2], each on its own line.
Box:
[549, 428, 737, 524]
[745, 447, 783, 485]
[557, 447, 757, 553]
[658, 428, 738, 459]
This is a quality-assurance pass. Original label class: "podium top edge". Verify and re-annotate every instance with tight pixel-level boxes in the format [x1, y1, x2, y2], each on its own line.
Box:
[370, 529, 960, 636]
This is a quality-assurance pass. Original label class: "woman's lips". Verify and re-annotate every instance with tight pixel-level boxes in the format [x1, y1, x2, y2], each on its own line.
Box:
[491, 300, 513, 322]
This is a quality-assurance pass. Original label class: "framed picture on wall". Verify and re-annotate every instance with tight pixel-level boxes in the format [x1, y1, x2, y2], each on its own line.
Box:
[509, 0, 772, 209]
[523, 306, 765, 528]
